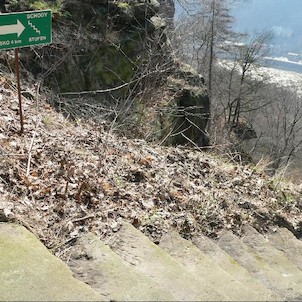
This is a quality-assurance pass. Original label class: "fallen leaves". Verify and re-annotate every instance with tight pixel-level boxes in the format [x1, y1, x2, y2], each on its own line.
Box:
[0, 71, 301, 259]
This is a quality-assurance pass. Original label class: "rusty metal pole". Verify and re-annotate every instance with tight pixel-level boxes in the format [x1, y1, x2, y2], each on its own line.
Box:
[14, 48, 24, 134]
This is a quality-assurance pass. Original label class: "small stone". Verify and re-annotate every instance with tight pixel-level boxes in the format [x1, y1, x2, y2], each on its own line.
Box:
[0, 201, 14, 222]
[142, 199, 154, 209]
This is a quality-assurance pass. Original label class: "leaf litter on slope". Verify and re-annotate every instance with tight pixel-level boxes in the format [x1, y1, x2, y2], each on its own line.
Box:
[0, 72, 301, 260]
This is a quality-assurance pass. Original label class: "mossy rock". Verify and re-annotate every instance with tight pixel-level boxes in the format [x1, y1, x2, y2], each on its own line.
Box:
[55, 38, 139, 94]
[159, 72, 210, 147]
[172, 87, 209, 146]
[132, 0, 160, 22]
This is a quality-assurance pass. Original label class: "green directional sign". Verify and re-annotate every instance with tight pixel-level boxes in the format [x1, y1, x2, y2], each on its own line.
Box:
[0, 10, 52, 50]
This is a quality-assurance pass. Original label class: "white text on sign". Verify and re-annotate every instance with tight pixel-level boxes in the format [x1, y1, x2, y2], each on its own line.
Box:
[27, 12, 49, 19]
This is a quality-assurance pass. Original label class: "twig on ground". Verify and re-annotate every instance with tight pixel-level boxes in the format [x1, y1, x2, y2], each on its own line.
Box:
[26, 130, 37, 176]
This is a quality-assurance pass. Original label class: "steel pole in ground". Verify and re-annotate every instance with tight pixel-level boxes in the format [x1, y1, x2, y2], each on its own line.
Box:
[15, 48, 24, 134]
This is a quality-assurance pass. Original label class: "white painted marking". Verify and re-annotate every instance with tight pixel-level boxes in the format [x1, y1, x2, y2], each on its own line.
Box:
[0, 20, 25, 37]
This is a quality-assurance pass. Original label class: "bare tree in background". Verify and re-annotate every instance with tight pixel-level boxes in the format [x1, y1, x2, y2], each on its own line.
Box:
[173, 0, 238, 142]
[174, 0, 235, 95]
[174, 1, 273, 138]
[253, 85, 302, 174]
[224, 31, 272, 128]
[173, 1, 302, 177]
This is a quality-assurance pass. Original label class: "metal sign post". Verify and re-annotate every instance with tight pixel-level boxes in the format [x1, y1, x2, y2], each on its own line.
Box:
[0, 9, 52, 133]
[14, 48, 24, 134]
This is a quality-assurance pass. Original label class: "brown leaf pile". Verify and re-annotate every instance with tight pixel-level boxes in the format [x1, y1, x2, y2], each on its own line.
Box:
[0, 72, 301, 259]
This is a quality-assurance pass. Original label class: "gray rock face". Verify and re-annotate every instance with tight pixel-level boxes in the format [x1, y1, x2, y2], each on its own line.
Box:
[163, 63, 210, 146]
[13, 0, 210, 147]
[21, 0, 170, 94]
[158, 0, 175, 30]
[132, 0, 161, 22]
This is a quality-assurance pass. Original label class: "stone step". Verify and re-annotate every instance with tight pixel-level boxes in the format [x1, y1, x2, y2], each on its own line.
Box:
[242, 226, 302, 286]
[107, 222, 229, 301]
[68, 232, 175, 301]
[3, 221, 301, 301]
[218, 230, 302, 301]
[159, 231, 265, 301]
[193, 234, 280, 301]
[0, 223, 105, 301]
[267, 227, 302, 271]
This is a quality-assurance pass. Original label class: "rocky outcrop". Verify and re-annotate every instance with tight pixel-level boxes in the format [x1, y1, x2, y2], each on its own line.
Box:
[158, 0, 175, 30]
[160, 63, 210, 146]
[18, 0, 170, 94]
[9, 0, 210, 147]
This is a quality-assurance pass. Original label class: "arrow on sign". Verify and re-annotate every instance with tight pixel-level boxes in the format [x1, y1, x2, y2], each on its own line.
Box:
[0, 19, 25, 37]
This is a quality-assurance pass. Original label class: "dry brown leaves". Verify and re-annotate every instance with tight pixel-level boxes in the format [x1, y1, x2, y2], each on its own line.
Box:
[0, 72, 301, 259]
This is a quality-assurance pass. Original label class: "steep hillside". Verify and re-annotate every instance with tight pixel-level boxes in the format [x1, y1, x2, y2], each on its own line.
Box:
[0, 69, 301, 255]
[0, 0, 301, 258]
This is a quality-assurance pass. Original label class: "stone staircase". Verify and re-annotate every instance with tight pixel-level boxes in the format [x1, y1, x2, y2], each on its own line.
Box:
[1, 222, 301, 301]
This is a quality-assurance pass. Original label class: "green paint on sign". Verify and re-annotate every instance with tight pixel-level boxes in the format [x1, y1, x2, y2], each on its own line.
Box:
[0, 10, 52, 50]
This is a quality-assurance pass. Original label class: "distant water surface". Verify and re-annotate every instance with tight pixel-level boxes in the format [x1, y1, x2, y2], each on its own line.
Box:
[266, 59, 302, 74]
